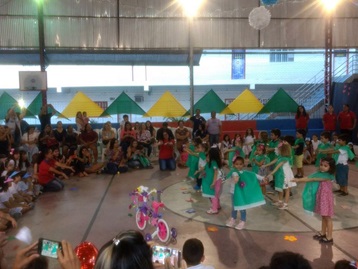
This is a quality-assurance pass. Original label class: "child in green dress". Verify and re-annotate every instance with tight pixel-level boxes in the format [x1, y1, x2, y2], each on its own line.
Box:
[251, 144, 270, 195]
[202, 146, 223, 214]
[263, 143, 296, 210]
[224, 137, 244, 168]
[226, 156, 266, 230]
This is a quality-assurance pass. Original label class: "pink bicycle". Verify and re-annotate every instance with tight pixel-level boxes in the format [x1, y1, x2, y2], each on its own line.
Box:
[129, 187, 177, 243]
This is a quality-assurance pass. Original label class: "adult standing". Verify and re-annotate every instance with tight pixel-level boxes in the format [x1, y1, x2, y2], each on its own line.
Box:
[295, 105, 309, 134]
[338, 104, 356, 141]
[322, 105, 337, 136]
[38, 104, 56, 132]
[206, 111, 222, 146]
[190, 109, 206, 137]
[5, 107, 25, 148]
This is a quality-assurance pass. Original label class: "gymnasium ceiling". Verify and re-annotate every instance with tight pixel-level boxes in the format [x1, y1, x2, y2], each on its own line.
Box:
[0, 0, 357, 66]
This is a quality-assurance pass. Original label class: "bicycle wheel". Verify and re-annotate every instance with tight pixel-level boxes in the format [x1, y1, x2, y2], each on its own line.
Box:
[136, 211, 147, 230]
[157, 219, 170, 243]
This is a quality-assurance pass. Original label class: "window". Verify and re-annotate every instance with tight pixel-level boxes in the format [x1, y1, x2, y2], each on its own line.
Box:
[94, 101, 108, 110]
[270, 49, 294, 62]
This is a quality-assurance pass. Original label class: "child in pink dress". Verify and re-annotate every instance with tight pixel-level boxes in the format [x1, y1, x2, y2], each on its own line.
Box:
[292, 156, 335, 244]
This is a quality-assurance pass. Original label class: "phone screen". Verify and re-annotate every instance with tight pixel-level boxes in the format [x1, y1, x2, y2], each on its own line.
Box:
[152, 246, 181, 266]
[39, 239, 61, 259]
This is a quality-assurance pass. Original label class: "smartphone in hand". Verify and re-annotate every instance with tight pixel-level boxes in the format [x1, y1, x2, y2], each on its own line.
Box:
[152, 245, 181, 267]
[38, 238, 62, 259]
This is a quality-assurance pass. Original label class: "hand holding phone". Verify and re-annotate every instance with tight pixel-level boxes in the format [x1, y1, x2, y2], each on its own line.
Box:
[38, 238, 62, 259]
[13, 242, 39, 269]
[152, 245, 181, 267]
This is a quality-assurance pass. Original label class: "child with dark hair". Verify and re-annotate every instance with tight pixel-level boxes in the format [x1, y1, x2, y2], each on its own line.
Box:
[293, 157, 336, 244]
[185, 138, 202, 181]
[292, 129, 306, 178]
[19, 150, 30, 172]
[226, 156, 265, 230]
[95, 230, 154, 269]
[182, 238, 214, 269]
[0, 176, 31, 218]
[11, 149, 21, 171]
[315, 131, 333, 167]
[334, 260, 357, 269]
[318, 134, 355, 196]
[303, 138, 313, 165]
[266, 129, 281, 164]
[224, 137, 244, 168]
[264, 143, 296, 210]
[251, 144, 270, 195]
[262, 251, 312, 269]
[202, 146, 224, 214]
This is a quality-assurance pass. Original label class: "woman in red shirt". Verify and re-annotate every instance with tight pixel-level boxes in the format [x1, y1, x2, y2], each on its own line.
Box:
[158, 131, 176, 171]
[120, 122, 136, 155]
[295, 105, 309, 134]
[38, 148, 75, 192]
[322, 105, 337, 136]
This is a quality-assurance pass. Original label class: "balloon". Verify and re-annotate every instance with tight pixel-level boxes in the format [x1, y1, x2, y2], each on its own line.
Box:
[249, 6, 271, 30]
[75, 241, 99, 269]
[261, 0, 278, 6]
[15, 227, 32, 245]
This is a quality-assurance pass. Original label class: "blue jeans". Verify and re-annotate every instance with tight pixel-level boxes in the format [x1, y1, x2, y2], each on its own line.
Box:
[209, 134, 220, 146]
[159, 158, 176, 171]
[231, 194, 246, 221]
[43, 178, 64, 192]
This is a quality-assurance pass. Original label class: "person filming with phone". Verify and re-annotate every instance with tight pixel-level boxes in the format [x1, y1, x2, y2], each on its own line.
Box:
[10, 231, 214, 269]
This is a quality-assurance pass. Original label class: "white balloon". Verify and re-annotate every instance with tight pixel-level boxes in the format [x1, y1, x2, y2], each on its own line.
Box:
[249, 6, 271, 30]
[15, 227, 32, 245]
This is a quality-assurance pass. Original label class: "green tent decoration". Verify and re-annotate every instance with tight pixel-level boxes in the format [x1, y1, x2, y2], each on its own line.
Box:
[100, 91, 145, 117]
[184, 89, 227, 116]
[26, 92, 69, 120]
[0, 91, 36, 120]
[257, 88, 299, 114]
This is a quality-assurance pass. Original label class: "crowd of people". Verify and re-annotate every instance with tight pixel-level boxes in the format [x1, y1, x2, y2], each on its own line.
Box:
[184, 124, 355, 243]
[1, 229, 356, 269]
[0, 104, 357, 268]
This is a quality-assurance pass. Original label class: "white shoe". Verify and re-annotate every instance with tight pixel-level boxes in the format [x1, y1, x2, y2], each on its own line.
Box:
[278, 203, 288, 210]
[235, 221, 245, 230]
[272, 201, 282, 206]
[226, 218, 236, 227]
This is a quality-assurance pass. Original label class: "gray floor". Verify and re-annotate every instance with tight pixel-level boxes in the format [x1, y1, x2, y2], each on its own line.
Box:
[2, 162, 358, 269]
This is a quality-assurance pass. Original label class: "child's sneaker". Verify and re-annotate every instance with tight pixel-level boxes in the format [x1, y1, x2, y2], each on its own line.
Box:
[206, 209, 218, 215]
[193, 185, 200, 191]
[235, 221, 245, 230]
[278, 203, 288, 210]
[226, 218, 236, 228]
[272, 201, 282, 206]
